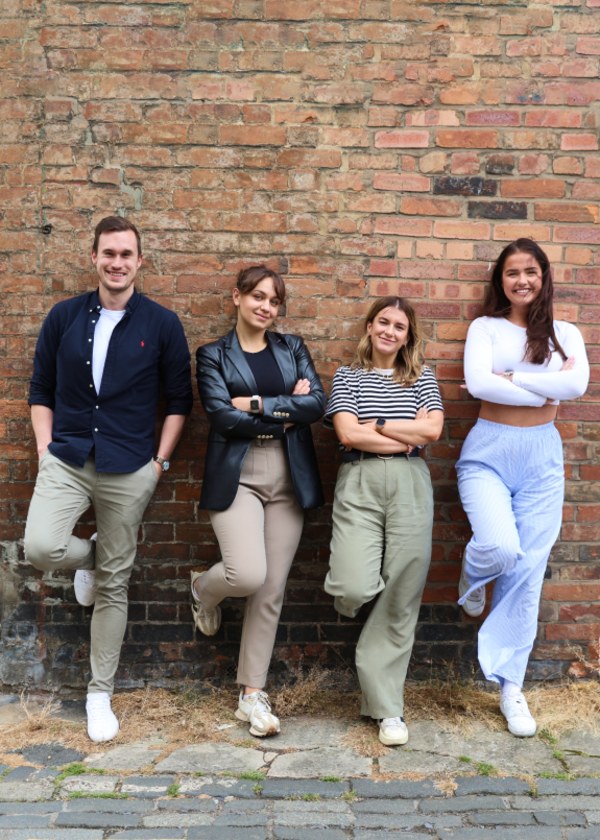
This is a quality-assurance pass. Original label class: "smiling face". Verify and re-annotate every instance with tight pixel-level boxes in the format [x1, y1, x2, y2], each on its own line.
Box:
[501, 251, 543, 321]
[367, 305, 410, 366]
[92, 229, 142, 306]
[233, 276, 281, 334]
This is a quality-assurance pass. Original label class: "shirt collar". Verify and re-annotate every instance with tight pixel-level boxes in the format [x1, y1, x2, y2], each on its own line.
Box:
[89, 287, 140, 314]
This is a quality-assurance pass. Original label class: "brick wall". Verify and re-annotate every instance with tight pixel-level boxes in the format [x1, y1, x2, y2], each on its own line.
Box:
[1, 0, 598, 693]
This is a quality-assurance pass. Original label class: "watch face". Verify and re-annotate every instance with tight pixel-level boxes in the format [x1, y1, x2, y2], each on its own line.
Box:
[161, 460, 170, 471]
[250, 398, 260, 412]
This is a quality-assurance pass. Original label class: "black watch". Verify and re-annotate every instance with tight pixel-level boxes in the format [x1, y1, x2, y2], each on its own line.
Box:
[375, 417, 386, 434]
[250, 395, 261, 414]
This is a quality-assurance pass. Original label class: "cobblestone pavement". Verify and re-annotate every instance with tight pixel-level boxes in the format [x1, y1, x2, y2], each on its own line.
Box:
[2, 694, 600, 838]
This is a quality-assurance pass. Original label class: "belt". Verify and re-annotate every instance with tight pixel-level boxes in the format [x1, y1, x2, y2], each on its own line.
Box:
[341, 448, 421, 463]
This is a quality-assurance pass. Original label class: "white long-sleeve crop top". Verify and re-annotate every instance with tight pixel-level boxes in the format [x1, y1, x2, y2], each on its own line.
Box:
[464, 316, 589, 407]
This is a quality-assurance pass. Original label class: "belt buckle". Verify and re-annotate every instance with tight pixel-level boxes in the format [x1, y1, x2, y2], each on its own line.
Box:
[376, 453, 393, 460]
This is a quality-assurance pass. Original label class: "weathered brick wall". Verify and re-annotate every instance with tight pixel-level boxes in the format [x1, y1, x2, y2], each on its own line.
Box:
[1, 0, 598, 693]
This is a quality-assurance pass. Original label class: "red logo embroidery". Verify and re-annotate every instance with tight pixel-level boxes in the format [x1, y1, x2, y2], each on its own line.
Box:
[140, 341, 145, 347]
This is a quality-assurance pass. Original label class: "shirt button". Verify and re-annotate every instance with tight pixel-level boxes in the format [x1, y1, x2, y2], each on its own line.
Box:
[86, 361, 90, 365]
[89, 384, 93, 388]
[92, 320, 96, 324]
[95, 405, 99, 409]
[94, 427, 98, 432]
[88, 338, 92, 342]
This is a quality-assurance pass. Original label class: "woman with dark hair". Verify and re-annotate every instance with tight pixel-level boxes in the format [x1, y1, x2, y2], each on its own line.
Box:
[457, 238, 589, 737]
[193, 265, 326, 737]
[324, 297, 444, 746]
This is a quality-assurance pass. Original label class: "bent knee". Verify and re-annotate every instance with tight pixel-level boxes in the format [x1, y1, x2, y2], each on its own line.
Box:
[24, 535, 68, 571]
[225, 568, 267, 597]
[468, 537, 520, 577]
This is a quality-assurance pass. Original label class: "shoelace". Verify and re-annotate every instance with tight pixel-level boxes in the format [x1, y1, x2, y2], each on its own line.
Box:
[382, 716, 404, 726]
[246, 690, 272, 713]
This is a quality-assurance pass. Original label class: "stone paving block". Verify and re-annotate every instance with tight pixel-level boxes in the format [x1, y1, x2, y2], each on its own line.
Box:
[268, 799, 353, 829]
[155, 742, 265, 775]
[553, 732, 600, 777]
[213, 813, 269, 827]
[454, 776, 532, 796]
[470, 810, 536, 825]
[536, 778, 600, 795]
[260, 778, 348, 799]
[513, 795, 600, 811]
[0, 781, 55, 801]
[351, 778, 445, 798]
[2, 765, 40, 782]
[353, 813, 434, 831]
[111, 832, 186, 840]
[187, 828, 266, 840]
[268, 746, 371, 779]
[533, 810, 588, 826]
[420, 794, 511, 813]
[562, 829, 600, 839]
[63, 798, 152, 813]
[351, 799, 418, 814]
[142, 812, 214, 827]
[60, 774, 120, 794]
[395, 721, 562, 776]
[0, 815, 52, 828]
[437, 828, 563, 840]
[0, 802, 62, 815]
[274, 830, 348, 840]
[19, 743, 85, 766]
[85, 741, 164, 772]
[221, 715, 350, 750]
[354, 833, 434, 840]
[0, 832, 103, 840]
[157, 798, 219, 813]
[120, 775, 176, 797]
[56, 812, 142, 828]
[378, 746, 465, 776]
[178, 777, 259, 798]
[583, 810, 600, 824]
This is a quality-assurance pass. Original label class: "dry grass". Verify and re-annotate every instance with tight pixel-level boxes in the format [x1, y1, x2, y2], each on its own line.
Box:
[2, 670, 599, 765]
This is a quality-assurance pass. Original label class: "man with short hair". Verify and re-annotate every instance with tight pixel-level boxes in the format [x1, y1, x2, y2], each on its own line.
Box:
[24, 216, 193, 742]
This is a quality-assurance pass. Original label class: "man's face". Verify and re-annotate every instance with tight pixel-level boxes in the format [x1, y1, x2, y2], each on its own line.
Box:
[92, 230, 142, 299]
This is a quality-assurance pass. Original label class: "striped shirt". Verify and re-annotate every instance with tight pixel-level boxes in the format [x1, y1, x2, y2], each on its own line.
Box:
[326, 365, 444, 424]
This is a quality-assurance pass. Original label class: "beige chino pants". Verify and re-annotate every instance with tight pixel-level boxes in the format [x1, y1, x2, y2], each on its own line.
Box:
[203, 439, 304, 688]
[24, 451, 159, 694]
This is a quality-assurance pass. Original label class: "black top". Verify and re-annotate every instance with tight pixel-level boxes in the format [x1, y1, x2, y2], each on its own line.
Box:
[243, 345, 286, 397]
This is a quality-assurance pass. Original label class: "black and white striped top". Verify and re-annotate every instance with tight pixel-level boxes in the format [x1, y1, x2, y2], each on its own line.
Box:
[325, 365, 444, 423]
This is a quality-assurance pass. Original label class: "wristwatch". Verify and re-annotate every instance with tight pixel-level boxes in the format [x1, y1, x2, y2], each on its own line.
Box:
[153, 455, 170, 472]
[375, 417, 386, 434]
[249, 395, 261, 414]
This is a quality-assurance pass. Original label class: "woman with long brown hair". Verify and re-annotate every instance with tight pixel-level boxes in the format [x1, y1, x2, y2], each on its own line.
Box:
[457, 238, 589, 737]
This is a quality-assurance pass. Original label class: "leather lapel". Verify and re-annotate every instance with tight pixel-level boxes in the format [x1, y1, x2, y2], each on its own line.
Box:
[223, 329, 258, 393]
[267, 332, 296, 393]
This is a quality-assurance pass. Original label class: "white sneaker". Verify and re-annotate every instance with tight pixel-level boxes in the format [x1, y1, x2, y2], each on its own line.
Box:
[74, 533, 97, 607]
[74, 570, 97, 607]
[190, 571, 221, 636]
[235, 690, 280, 737]
[379, 716, 409, 746]
[458, 566, 485, 618]
[86, 692, 119, 743]
[500, 692, 537, 737]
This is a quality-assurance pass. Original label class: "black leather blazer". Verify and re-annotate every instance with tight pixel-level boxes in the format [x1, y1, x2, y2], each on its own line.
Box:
[196, 329, 326, 511]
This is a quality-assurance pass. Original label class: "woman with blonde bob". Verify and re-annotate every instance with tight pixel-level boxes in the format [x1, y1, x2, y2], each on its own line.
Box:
[324, 296, 444, 746]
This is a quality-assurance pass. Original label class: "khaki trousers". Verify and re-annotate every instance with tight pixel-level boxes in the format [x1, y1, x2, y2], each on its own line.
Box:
[325, 456, 433, 720]
[203, 440, 304, 688]
[24, 451, 159, 694]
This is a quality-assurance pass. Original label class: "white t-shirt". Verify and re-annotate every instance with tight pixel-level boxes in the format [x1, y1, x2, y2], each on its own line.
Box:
[464, 316, 589, 407]
[93, 308, 126, 393]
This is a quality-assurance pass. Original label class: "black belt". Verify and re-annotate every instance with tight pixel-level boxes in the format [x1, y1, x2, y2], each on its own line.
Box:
[341, 448, 421, 463]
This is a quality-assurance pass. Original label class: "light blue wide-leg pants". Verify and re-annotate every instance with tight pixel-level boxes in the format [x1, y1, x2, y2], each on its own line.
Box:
[456, 419, 564, 687]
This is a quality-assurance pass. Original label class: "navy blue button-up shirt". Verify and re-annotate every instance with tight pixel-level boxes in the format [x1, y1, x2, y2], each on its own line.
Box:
[29, 289, 193, 473]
